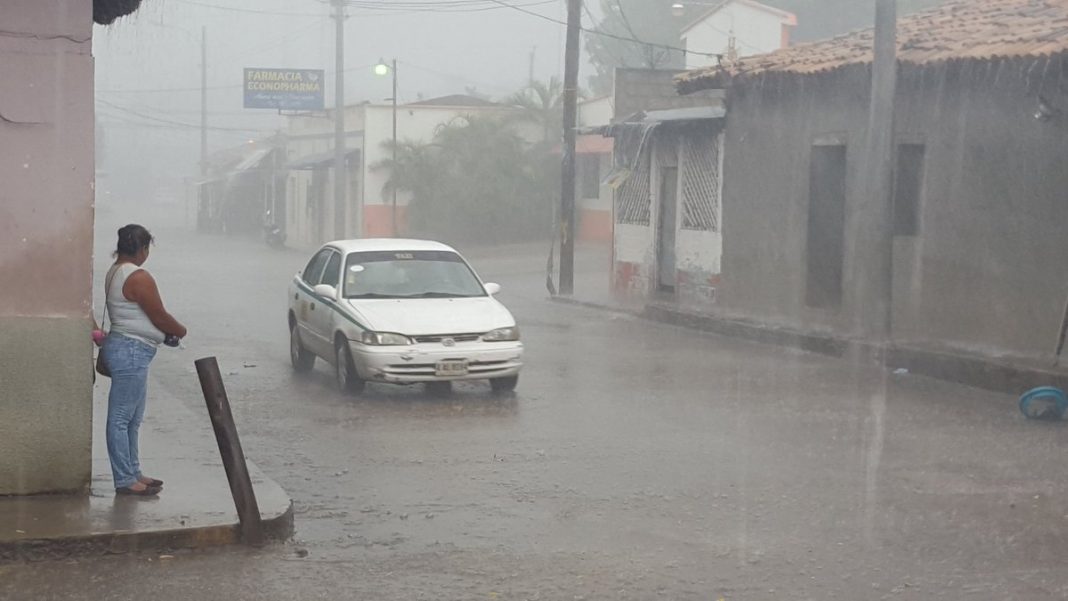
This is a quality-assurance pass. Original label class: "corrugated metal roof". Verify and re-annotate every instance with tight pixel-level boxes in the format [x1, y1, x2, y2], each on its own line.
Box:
[678, 0, 1068, 93]
[645, 106, 727, 122]
[286, 148, 359, 171]
[232, 148, 273, 173]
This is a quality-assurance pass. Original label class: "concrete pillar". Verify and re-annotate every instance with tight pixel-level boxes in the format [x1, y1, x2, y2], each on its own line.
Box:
[0, 0, 95, 494]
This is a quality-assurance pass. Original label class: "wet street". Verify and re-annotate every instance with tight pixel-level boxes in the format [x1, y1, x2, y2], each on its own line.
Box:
[6, 210, 1068, 600]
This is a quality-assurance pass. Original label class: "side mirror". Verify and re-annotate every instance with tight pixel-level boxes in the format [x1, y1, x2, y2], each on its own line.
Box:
[484, 282, 502, 296]
[313, 284, 338, 299]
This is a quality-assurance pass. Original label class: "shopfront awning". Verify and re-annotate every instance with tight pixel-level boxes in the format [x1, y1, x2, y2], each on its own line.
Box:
[232, 147, 273, 172]
[596, 104, 726, 190]
[286, 148, 360, 170]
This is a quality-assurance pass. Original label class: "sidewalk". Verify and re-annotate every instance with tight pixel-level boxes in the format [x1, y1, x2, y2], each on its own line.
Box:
[554, 258, 1068, 396]
[0, 373, 293, 562]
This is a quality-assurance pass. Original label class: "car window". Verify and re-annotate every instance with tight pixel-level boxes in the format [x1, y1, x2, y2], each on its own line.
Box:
[301, 249, 332, 286]
[320, 251, 341, 288]
[343, 250, 486, 299]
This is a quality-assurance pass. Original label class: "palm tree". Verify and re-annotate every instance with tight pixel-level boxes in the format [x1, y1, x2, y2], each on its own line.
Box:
[372, 138, 440, 202]
[505, 77, 564, 145]
[371, 114, 558, 243]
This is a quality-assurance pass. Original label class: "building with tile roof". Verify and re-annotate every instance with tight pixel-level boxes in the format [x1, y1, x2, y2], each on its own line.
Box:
[615, 0, 1068, 366]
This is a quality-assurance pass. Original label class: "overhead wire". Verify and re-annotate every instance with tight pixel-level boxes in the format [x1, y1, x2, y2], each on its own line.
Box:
[482, 0, 722, 60]
[176, 0, 556, 16]
[96, 98, 276, 133]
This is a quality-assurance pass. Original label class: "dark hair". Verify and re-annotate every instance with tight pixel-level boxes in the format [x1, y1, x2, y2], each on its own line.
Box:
[115, 224, 154, 257]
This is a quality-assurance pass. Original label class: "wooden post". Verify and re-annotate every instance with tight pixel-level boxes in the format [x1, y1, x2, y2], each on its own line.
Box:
[195, 356, 265, 546]
[558, 0, 581, 296]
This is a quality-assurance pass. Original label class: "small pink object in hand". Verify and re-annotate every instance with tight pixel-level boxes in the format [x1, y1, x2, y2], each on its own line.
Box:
[91, 329, 106, 346]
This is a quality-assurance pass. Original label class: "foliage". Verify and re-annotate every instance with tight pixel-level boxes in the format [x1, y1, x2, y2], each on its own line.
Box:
[504, 77, 564, 145]
[373, 113, 559, 245]
[585, 0, 687, 96]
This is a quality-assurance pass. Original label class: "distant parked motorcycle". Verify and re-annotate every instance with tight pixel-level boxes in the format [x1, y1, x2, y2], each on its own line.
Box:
[263, 211, 286, 248]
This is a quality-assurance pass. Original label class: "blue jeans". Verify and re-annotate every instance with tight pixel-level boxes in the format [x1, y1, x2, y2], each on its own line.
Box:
[103, 333, 157, 489]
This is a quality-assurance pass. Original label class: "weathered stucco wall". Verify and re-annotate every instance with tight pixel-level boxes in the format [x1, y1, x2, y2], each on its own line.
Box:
[717, 60, 1068, 361]
[890, 60, 1068, 360]
[0, 0, 95, 494]
[718, 67, 872, 335]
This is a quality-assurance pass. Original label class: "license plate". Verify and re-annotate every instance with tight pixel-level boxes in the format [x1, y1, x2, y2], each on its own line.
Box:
[435, 360, 468, 377]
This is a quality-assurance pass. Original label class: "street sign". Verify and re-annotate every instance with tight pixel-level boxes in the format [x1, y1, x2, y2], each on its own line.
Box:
[243, 68, 324, 111]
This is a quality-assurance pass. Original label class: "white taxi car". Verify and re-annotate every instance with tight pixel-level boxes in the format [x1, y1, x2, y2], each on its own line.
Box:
[287, 239, 523, 394]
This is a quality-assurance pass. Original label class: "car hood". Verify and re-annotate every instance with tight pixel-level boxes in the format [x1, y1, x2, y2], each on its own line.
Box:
[344, 297, 515, 335]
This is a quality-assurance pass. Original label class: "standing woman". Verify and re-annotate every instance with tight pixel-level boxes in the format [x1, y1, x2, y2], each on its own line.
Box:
[102, 225, 187, 496]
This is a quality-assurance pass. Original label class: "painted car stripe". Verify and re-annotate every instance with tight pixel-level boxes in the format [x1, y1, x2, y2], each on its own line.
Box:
[295, 279, 369, 331]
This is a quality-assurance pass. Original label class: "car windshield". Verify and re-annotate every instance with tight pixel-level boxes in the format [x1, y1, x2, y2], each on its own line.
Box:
[343, 250, 486, 299]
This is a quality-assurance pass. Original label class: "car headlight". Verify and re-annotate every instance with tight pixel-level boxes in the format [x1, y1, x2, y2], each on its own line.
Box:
[482, 326, 520, 342]
[360, 331, 413, 346]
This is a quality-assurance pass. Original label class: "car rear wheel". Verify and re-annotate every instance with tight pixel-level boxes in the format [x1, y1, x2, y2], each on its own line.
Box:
[335, 341, 365, 395]
[490, 375, 518, 393]
[290, 321, 315, 373]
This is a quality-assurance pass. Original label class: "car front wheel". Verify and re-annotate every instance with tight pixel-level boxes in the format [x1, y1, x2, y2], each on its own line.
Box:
[335, 340, 365, 395]
[490, 375, 518, 393]
[290, 321, 315, 373]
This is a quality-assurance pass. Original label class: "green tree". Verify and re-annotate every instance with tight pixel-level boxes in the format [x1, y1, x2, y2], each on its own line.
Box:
[585, 0, 687, 96]
[505, 77, 564, 145]
[372, 115, 558, 245]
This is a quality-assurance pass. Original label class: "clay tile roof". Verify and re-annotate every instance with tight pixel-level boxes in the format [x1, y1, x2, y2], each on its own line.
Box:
[678, 0, 1068, 93]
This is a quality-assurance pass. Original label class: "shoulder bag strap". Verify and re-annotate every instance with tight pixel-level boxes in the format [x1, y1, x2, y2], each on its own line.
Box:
[101, 264, 119, 329]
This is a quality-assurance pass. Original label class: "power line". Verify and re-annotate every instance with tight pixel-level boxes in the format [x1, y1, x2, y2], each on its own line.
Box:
[172, 0, 326, 17]
[612, 0, 671, 67]
[341, 0, 557, 12]
[483, 0, 722, 60]
[396, 60, 517, 95]
[96, 99, 275, 133]
[175, 0, 555, 17]
[97, 117, 265, 135]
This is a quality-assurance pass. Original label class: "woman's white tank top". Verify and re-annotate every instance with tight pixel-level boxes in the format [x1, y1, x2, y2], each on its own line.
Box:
[106, 263, 165, 346]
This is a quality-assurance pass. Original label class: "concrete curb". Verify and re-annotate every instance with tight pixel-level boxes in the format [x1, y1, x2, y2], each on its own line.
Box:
[551, 295, 1068, 395]
[0, 502, 293, 563]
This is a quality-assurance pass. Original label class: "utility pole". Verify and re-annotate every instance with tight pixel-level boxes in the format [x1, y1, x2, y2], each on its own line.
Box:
[529, 46, 536, 86]
[332, 0, 348, 240]
[558, 0, 581, 296]
[391, 58, 398, 237]
[200, 26, 207, 177]
[858, 0, 897, 341]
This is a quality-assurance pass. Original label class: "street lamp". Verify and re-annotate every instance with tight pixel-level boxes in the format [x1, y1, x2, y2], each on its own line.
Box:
[374, 58, 399, 237]
[671, 1, 723, 17]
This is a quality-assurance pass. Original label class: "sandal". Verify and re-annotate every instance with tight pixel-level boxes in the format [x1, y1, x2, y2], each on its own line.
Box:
[139, 477, 164, 487]
[116, 485, 162, 496]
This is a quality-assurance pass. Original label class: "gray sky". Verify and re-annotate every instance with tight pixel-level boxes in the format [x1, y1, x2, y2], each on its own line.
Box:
[93, 0, 590, 192]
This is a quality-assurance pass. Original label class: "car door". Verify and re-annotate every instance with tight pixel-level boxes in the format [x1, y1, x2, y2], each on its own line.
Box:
[308, 250, 343, 357]
[295, 249, 332, 357]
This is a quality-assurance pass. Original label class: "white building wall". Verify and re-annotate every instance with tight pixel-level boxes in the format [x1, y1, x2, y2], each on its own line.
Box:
[612, 130, 724, 302]
[285, 102, 525, 242]
[683, 1, 791, 70]
[578, 96, 614, 127]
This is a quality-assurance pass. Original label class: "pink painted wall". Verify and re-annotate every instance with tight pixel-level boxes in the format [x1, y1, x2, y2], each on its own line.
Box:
[0, 0, 95, 495]
[0, 0, 95, 318]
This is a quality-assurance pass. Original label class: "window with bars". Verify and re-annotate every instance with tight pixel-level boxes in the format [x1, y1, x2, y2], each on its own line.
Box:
[680, 133, 722, 232]
[615, 150, 651, 226]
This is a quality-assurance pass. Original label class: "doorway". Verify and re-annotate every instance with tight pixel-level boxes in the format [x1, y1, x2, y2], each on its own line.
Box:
[657, 166, 679, 292]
